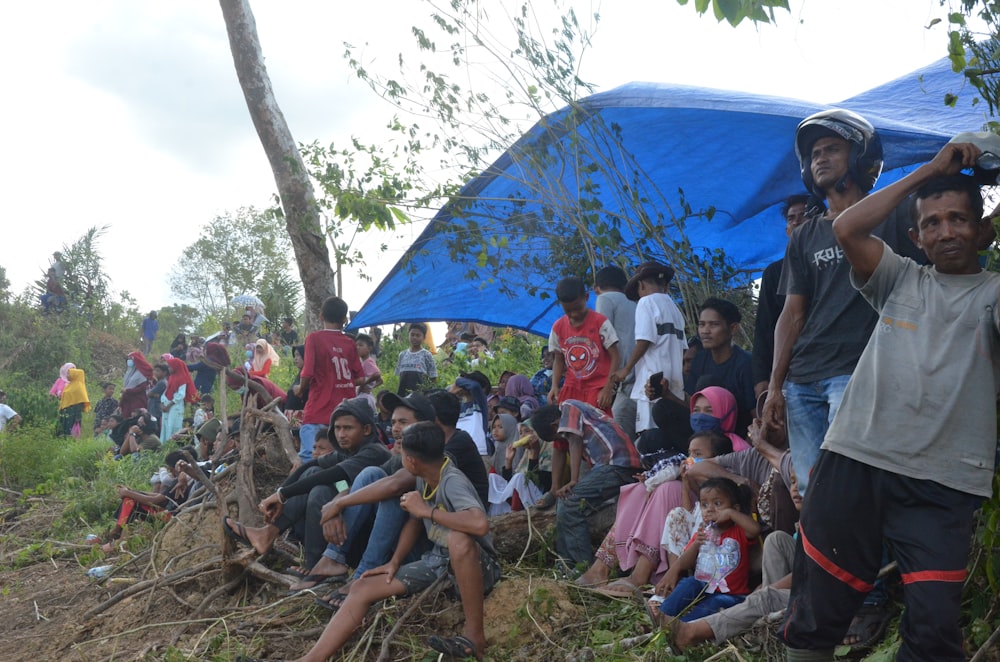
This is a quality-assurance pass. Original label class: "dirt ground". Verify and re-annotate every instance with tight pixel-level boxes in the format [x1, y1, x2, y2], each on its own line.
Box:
[0, 490, 620, 662]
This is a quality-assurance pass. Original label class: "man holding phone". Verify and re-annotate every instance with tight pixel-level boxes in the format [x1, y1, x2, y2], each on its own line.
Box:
[612, 262, 686, 436]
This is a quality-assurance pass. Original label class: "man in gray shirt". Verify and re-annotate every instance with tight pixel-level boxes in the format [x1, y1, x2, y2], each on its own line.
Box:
[781, 142, 1000, 662]
[594, 265, 637, 440]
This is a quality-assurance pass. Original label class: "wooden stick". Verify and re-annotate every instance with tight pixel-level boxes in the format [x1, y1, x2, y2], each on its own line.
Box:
[83, 556, 222, 619]
[375, 573, 449, 662]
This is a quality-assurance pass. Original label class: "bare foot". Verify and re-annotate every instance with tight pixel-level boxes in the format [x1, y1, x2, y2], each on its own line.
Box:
[306, 556, 350, 578]
[575, 563, 611, 587]
[672, 619, 714, 651]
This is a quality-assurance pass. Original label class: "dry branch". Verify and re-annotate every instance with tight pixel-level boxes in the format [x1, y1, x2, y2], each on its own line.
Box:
[84, 556, 223, 619]
[376, 573, 449, 662]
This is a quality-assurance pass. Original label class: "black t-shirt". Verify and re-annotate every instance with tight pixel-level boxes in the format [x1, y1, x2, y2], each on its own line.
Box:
[684, 346, 755, 435]
[778, 204, 925, 383]
[444, 429, 489, 507]
[752, 258, 784, 387]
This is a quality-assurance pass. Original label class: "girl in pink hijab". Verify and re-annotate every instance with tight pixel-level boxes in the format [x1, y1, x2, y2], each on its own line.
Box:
[49, 362, 75, 397]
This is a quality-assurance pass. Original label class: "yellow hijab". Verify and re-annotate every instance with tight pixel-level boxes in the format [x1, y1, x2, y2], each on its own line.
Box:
[59, 368, 91, 412]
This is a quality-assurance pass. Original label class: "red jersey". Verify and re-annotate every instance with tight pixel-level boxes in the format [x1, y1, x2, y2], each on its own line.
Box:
[301, 329, 363, 425]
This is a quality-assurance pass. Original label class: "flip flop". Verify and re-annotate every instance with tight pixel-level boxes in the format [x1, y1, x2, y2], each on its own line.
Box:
[594, 578, 640, 598]
[315, 588, 349, 612]
[287, 573, 347, 594]
[223, 516, 253, 549]
[645, 597, 666, 629]
[427, 634, 480, 660]
[843, 604, 893, 652]
[285, 565, 310, 579]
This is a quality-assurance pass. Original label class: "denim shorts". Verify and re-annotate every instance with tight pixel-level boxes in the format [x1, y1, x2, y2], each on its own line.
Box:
[395, 546, 502, 596]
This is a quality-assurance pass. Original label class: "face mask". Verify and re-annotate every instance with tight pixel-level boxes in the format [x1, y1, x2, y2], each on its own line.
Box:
[126, 359, 134, 368]
[690, 412, 723, 434]
[245, 350, 253, 359]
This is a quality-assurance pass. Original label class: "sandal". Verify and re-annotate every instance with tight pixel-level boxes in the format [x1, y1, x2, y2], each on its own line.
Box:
[315, 589, 349, 612]
[594, 578, 640, 598]
[843, 603, 893, 652]
[645, 597, 666, 629]
[427, 634, 480, 660]
[287, 573, 347, 594]
[223, 517, 254, 549]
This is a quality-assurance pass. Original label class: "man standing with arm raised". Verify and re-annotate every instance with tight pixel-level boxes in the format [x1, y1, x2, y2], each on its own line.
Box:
[781, 141, 1000, 662]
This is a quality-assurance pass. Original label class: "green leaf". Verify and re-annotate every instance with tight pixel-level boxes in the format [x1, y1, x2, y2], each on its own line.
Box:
[714, 0, 745, 26]
[925, 17, 941, 28]
[948, 12, 966, 25]
[695, 0, 711, 14]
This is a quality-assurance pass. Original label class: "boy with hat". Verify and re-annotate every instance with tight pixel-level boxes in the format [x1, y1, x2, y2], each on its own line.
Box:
[612, 261, 686, 435]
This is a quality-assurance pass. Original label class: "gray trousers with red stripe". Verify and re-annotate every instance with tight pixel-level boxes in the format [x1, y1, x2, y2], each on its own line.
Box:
[780, 451, 981, 662]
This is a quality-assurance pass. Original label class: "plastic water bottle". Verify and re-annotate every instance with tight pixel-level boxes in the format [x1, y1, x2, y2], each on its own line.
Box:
[704, 521, 721, 545]
[87, 565, 113, 579]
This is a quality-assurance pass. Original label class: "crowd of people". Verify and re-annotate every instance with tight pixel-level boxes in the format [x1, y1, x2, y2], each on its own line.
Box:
[11, 107, 1000, 661]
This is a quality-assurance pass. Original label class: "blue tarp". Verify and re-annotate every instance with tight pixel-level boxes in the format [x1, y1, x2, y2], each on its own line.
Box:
[350, 57, 991, 337]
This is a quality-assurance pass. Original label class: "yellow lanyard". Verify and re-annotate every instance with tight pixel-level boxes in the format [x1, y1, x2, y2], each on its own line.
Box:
[422, 457, 451, 501]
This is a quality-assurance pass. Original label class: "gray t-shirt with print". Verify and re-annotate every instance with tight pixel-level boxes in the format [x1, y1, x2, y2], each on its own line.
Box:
[822, 244, 1000, 497]
[415, 462, 495, 557]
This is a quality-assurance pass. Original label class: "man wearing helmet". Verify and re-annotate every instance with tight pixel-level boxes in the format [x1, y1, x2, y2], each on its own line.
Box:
[762, 110, 925, 494]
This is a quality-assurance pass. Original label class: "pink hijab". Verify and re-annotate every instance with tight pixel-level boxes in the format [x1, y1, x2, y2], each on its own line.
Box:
[690, 386, 750, 452]
[49, 362, 75, 397]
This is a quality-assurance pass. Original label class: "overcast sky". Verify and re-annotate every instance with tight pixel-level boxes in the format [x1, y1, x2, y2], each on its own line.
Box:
[0, 0, 958, 316]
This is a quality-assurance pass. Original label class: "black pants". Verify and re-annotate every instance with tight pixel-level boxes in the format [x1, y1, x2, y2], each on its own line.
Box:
[780, 451, 981, 662]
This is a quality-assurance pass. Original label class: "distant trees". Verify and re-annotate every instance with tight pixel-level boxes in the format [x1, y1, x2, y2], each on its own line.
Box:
[168, 206, 300, 322]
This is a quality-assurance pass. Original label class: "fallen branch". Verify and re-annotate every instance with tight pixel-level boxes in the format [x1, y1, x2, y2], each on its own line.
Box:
[169, 572, 246, 646]
[84, 556, 223, 619]
[971, 622, 1000, 662]
[376, 573, 449, 662]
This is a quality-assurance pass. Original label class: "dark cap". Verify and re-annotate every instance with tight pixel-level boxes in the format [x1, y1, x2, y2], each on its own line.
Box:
[624, 261, 675, 301]
[497, 396, 521, 414]
[380, 392, 436, 423]
[459, 370, 491, 392]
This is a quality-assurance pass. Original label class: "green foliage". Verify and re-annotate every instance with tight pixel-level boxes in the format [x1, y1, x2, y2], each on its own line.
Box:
[168, 206, 300, 321]
[676, 0, 790, 26]
[940, 0, 1000, 114]
[373, 325, 544, 398]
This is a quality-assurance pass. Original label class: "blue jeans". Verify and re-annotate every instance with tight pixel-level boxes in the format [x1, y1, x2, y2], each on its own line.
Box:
[660, 577, 746, 622]
[298, 424, 323, 463]
[321, 466, 424, 578]
[783, 374, 850, 494]
[555, 464, 635, 565]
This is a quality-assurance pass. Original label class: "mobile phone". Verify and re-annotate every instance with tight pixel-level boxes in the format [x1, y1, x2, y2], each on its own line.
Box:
[335, 480, 349, 494]
[648, 372, 664, 399]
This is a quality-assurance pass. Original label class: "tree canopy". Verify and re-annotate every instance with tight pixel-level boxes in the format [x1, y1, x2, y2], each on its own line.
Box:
[168, 206, 298, 322]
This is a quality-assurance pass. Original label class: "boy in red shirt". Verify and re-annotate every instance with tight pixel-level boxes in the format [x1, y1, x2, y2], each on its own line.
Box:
[547, 276, 619, 413]
[295, 297, 370, 464]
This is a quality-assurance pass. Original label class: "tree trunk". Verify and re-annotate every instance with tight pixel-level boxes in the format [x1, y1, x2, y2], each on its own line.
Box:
[219, 0, 336, 329]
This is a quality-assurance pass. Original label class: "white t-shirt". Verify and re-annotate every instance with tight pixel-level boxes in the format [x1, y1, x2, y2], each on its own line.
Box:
[0, 404, 18, 432]
[630, 292, 686, 402]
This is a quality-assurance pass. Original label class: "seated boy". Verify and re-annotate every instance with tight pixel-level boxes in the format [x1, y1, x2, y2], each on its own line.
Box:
[530, 401, 642, 566]
[293, 421, 500, 662]
[223, 399, 391, 580]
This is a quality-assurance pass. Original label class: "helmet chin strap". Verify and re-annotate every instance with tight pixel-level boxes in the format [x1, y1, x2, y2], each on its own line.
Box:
[834, 174, 851, 193]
